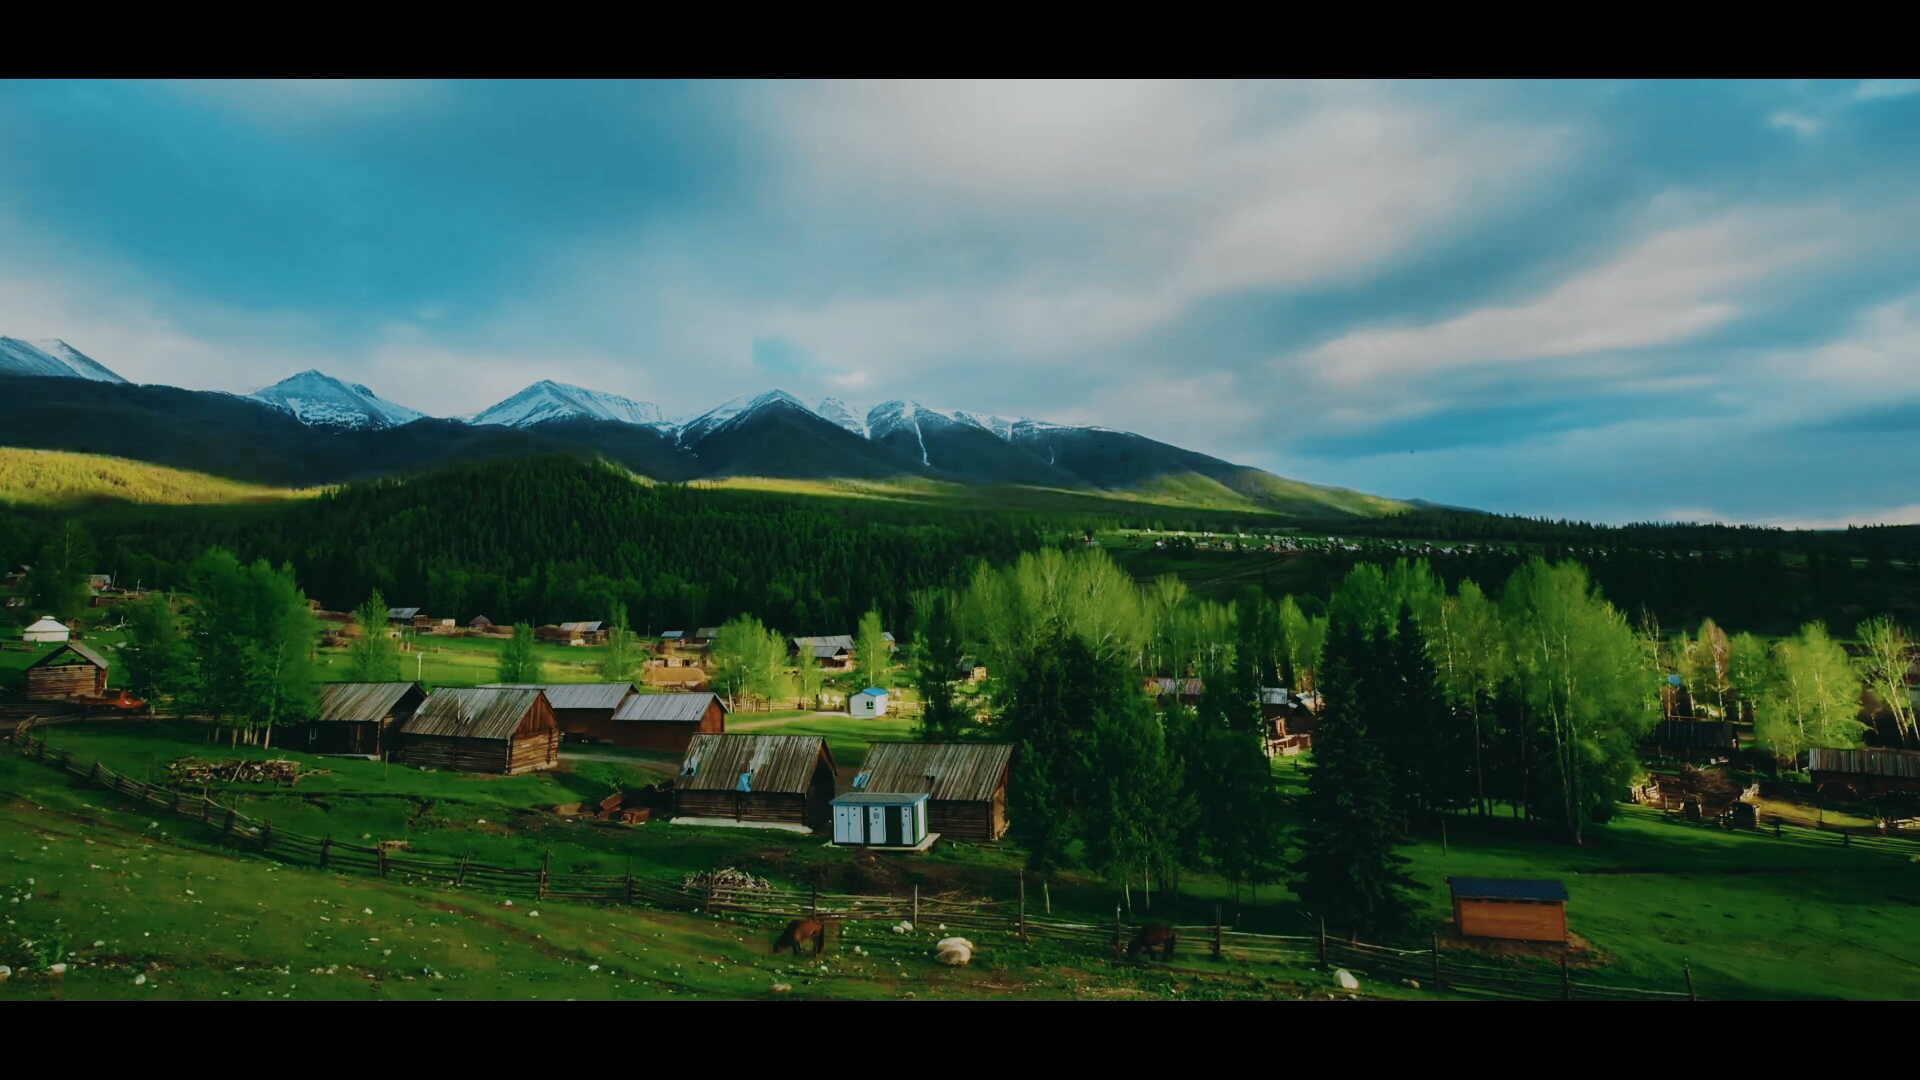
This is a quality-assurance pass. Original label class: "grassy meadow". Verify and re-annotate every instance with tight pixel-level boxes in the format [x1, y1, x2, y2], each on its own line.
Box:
[0, 448, 312, 508]
[6, 718, 1918, 1000]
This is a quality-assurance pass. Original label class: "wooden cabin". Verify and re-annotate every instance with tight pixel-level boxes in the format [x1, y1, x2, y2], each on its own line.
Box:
[1449, 877, 1569, 943]
[1807, 747, 1920, 796]
[483, 682, 636, 742]
[673, 734, 836, 832]
[690, 627, 721, 649]
[610, 692, 727, 752]
[394, 688, 559, 774]
[557, 621, 608, 646]
[292, 682, 425, 756]
[1642, 719, 1738, 756]
[831, 792, 930, 848]
[388, 606, 421, 625]
[1144, 677, 1204, 707]
[855, 741, 1013, 840]
[792, 635, 855, 670]
[24, 641, 109, 701]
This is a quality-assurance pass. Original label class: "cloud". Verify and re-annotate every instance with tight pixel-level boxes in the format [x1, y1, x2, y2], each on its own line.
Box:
[1768, 110, 1822, 137]
[1300, 203, 1843, 388]
[160, 80, 451, 126]
[1855, 79, 1920, 102]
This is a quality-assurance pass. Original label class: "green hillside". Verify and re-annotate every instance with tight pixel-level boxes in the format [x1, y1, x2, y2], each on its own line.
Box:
[0, 448, 312, 508]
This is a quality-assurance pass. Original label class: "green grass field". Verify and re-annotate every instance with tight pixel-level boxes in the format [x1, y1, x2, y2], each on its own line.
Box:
[0, 448, 312, 508]
[7, 718, 1919, 999]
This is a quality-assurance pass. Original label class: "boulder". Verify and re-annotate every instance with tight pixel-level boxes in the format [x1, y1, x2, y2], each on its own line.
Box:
[1334, 968, 1359, 990]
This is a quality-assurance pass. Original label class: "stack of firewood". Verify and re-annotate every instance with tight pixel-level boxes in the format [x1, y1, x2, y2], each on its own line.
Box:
[682, 867, 771, 893]
[166, 758, 301, 784]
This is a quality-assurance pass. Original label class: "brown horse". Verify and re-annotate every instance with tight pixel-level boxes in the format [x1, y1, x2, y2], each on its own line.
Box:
[774, 918, 827, 957]
[1126, 923, 1178, 961]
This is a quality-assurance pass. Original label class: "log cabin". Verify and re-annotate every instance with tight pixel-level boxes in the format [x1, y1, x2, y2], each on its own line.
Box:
[673, 734, 836, 832]
[1449, 877, 1569, 942]
[291, 682, 426, 756]
[395, 688, 559, 774]
[1807, 747, 1920, 796]
[609, 692, 727, 752]
[854, 741, 1013, 840]
[24, 641, 109, 700]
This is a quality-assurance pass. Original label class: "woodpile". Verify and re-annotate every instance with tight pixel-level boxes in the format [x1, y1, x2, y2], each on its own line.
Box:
[166, 758, 301, 784]
[682, 867, 772, 893]
[1641, 766, 1757, 815]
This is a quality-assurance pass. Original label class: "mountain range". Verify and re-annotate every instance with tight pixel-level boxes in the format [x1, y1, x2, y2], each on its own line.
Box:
[0, 337, 1407, 516]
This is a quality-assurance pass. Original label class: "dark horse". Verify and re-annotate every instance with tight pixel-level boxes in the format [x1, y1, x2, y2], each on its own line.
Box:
[1124, 923, 1178, 961]
[774, 918, 827, 957]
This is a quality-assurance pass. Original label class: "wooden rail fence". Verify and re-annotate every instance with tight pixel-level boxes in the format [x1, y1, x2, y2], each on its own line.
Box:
[9, 724, 1703, 1000]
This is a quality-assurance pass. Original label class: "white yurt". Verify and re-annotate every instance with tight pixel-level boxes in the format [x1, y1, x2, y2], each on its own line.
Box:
[23, 616, 70, 644]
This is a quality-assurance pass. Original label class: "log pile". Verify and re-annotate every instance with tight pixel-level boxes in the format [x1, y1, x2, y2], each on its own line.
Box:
[682, 867, 771, 893]
[166, 758, 302, 784]
[1643, 766, 1757, 814]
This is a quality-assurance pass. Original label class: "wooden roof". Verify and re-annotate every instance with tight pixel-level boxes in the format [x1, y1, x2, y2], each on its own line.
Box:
[677, 734, 833, 793]
[28, 641, 108, 670]
[1807, 747, 1920, 780]
[316, 682, 423, 723]
[401, 688, 545, 741]
[857, 741, 1013, 802]
[614, 692, 725, 723]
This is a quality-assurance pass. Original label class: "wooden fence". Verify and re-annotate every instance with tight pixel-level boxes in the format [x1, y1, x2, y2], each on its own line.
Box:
[8, 723, 1700, 1000]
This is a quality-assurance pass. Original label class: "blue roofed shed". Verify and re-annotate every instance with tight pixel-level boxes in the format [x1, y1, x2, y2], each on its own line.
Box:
[1449, 877, 1569, 942]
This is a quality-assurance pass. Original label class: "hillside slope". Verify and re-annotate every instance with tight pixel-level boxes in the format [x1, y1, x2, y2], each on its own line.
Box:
[0, 448, 308, 507]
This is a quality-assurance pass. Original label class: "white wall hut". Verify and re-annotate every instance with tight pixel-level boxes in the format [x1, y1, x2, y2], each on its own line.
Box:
[23, 616, 70, 643]
[851, 687, 889, 717]
[830, 791, 929, 848]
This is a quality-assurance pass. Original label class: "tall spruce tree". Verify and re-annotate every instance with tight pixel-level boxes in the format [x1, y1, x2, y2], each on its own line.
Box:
[911, 589, 968, 740]
[1288, 617, 1424, 937]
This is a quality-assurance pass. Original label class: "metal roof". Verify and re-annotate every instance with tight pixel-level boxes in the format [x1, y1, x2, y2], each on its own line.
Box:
[858, 742, 1014, 802]
[559, 621, 603, 632]
[24, 617, 67, 634]
[809, 645, 848, 659]
[482, 682, 634, 711]
[401, 688, 545, 741]
[676, 734, 834, 793]
[855, 687, 889, 698]
[28, 641, 108, 670]
[661, 630, 685, 639]
[792, 635, 854, 650]
[694, 627, 721, 639]
[1147, 677, 1205, 696]
[614, 692, 725, 723]
[1259, 688, 1291, 705]
[388, 607, 421, 619]
[831, 791, 928, 807]
[316, 682, 423, 723]
[1448, 877, 1568, 902]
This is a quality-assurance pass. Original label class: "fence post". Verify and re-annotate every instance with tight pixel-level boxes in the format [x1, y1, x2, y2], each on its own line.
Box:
[90, 761, 102, 784]
[913, 884, 919, 927]
[222, 808, 237, 840]
[456, 849, 470, 887]
[1213, 905, 1223, 960]
[1560, 954, 1571, 1000]
[260, 819, 273, 852]
[625, 867, 636, 907]
[1431, 933, 1442, 991]
[1019, 875, 1027, 943]
[539, 849, 550, 898]
[1684, 961, 1696, 1001]
[1319, 918, 1328, 968]
[378, 844, 389, 878]
[1114, 905, 1124, 959]
[810, 883, 818, 919]
[319, 834, 332, 870]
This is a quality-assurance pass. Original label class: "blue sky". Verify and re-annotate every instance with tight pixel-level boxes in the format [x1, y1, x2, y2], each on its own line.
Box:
[2, 79, 1918, 526]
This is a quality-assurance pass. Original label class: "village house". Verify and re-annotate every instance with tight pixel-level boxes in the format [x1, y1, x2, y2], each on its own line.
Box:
[672, 733, 837, 832]
[394, 687, 559, 774]
[559, 621, 608, 646]
[290, 681, 426, 756]
[482, 682, 637, 741]
[656, 630, 685, 655]
[609, 691, 728, 752]
[24, 641, 109, 701]
[851, 687, 889, 717]
[792, 635, 855, 669]
[1144, 677, 1204, 707]
[1806, 747, 1920, 797]
[855, 741, 1014, 840]
[690, 627, 721, 648]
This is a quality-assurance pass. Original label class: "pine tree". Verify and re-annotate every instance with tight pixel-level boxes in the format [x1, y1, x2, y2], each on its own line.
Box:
[598, 602, 637, 682]
[1288, 617, 1425, 937]
[119, 592, 191, 705]
[911, 589, 968, 740]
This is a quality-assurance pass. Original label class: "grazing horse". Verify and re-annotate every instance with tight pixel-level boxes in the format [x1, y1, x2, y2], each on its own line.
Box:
[1126, 923, 1178, 961]
[774, 918, 827, 957]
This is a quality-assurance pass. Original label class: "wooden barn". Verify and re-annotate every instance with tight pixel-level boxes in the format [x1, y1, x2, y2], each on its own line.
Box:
[855, 741, 1013, 840]
[291, 682, 425, 756]
[1145, 677, 1204, 707]
[482, 682, 637, 742]
[673, 734, 836, 832]
[558, 621, 608, 646]
[610, 692, 727, 752]
[1807, 747, 1920, 796]
[388, 606, 421, 625]
[394, 688, 559, 774]
[24, 641, 109, 701]
[1449, 877, 1569, 943]
[792, 635, 855, 670]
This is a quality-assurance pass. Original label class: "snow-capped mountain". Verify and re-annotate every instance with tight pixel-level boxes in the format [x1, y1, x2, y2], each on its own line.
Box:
[0, 337, 130, 384]
[813, 397, 873, 438]
[249, 370, 426, 429]
[470, 380, 665, 428]
[676, 389, 809, 446]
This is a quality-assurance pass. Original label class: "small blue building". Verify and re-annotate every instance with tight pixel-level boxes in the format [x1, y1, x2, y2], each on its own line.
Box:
[851, 687, 889, 718]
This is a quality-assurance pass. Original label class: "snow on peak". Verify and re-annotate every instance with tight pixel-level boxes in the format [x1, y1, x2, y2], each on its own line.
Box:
[814, 397, 873, 438]
[0, 337, 130, 384]
[470, 380, 665, 428]
[677, 388, 813, 445]
[248, 369, 426, 429]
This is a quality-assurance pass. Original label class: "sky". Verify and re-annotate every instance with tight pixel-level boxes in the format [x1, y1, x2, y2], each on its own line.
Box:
[2, 79, 1918, 526]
